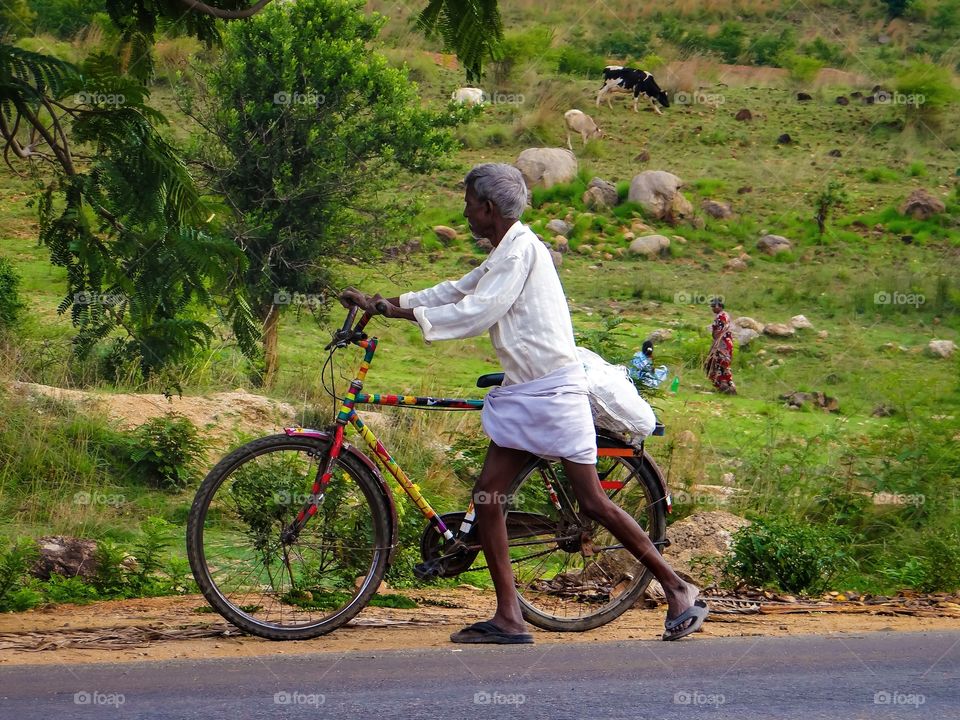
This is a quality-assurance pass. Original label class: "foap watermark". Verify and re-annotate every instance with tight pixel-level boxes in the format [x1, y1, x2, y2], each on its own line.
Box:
[75, 91, 126, 106]
[874, 690, 926, 708]
[674, 291, 724, 306]
[74, 690, 125, 707]
[273, 490, 321, 505]
[474, 691, 526, 706]
[273, 91, 325, 106]
[474, 490, 516, 505]
[874, 291, 924, 307]
[273, 291, 324, 309]
[487, 91, 525, 106]
[673, 91, 725, 107]
[674, 690, 726, 706]
[672, 489, 726, 506]
[74, 291, 126, 307]
[74, 491, 125, 507]
[874, 91, 925, 106]
[872, 491, 925, 507]
[273, 691, 325, 707]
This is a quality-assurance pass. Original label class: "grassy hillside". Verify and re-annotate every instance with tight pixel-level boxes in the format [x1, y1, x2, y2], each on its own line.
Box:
[0, 0, 958, 599]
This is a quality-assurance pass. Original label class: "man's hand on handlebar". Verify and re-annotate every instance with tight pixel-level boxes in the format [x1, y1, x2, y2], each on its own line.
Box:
[338, 288, 413, 321]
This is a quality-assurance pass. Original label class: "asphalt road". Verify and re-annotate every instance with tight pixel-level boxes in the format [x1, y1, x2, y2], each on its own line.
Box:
[1, 631, 957, 720]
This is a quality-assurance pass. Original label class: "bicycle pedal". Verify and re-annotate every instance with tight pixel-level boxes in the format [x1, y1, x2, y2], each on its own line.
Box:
[413, 561, 441, 581]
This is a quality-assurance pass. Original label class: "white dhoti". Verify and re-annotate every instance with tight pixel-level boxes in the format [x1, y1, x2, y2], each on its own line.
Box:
[481, 363, 597, 465]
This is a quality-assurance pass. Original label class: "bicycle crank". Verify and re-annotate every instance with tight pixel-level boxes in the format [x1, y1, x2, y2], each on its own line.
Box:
[416, 512, 480, 580]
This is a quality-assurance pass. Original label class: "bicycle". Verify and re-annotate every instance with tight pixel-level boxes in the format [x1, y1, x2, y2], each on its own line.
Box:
[186, 305, 673, 640]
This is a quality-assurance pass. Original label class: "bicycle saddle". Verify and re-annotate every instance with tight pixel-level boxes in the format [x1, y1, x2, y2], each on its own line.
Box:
[476, 372, 504, 388]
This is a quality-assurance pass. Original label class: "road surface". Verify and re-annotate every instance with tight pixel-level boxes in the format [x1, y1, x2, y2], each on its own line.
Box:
[1, 631, 957, 719]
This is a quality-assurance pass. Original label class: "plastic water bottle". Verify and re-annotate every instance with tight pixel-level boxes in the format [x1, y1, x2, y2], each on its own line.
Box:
[670, 376, 680, 393]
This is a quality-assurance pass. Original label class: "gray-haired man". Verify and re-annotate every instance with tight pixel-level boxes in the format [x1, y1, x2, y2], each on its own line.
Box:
[341, 163, 706, 643]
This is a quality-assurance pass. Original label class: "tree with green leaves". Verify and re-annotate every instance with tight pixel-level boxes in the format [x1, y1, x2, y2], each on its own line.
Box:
[1, 0, 501, 385]
[187, 0, 469, 385]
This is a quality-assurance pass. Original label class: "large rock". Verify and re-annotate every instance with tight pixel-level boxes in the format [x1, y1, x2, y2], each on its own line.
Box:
[732, 316, 765, 332]
[629, 234, 671, 257]
[928, 339, 957, 358]
[627, 171, 693, 224]
[702, 199, 733, 219]
[514, 148, 578, 189]
[790, 314, 814, 330]
[582, 177, 619, 210]
[763, 323, 796, 338]
[546, 218, 572, 237]
[550, 250, 563, 268]
[433, 225, 457, 244]
[731, 327, 759, 346]
[757, 234, 793, 255]
[725, 257, 748, 271]
[33, 536, 99, 580]
[899, 189, 946, 220]
[552, 235, 569, 253]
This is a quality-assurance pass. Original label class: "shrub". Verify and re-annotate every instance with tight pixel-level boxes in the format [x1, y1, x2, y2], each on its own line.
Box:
[802, 36, 846, 66]
[895, 60, 959, 127]
[783, 53, 824, 84]
[593, 29, 651, 59]
[723, 517, 849, 594]
[0, 257, 25, 332]
[0, 538, 41, 612]
[128, 414, 207, 491]
[749, 29, 796, 66]
[554, 46, 605, 77]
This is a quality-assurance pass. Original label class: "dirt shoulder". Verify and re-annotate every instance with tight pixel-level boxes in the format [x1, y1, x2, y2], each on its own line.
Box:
[2, 589, 959, 667]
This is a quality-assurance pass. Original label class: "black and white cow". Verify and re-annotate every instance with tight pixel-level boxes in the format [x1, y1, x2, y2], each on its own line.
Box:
[596, 66, 670, 114]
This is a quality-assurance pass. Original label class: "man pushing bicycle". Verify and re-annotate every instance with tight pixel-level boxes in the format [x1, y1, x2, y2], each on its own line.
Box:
[341, 163, 707, 643]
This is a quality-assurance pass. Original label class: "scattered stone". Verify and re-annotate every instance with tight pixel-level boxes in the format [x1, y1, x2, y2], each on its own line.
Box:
[836, 95, 849, 106]
[817, 330, 829, 339]
[851, 91, 863, 99]
[899, 188, 946, 220]
[872, 404, 896, 418]
[735, 108, 753, 121]
[796, 92, 813, 101]
[901, 235, 914, 244]
[634, 149, 651, 163]
[828, 149, 842, 157]
[630, 221, 654, 234]
[628, 234, 671, 257]
[475, 237, 493, 252]
[627, 170, 693, 224]
[757, 234, 793, 255]
[546, 218, 572, 237]
[33, 536, 99, 580]
[732, 316, 765, 332]
[622, 231, 635, 241]
[928, 339, 957, 358]
[763, 323, 796, 338]
[552, 235, 569, 253]
[514, 147, 578, 188]
[790, 314, 814, 330]
[732, 327, 759, 346]
[577, 243, 594, 255]
[720, 472, 735, 486]
[676, 429, 698, 446]
[432, 225, 457, 244]
[671, 235, 687, 244]
[725, 257, 748, 271]
[736, 185, 753, 194]
[647, 328, 674, 343]
[582, 177, 619, 210]
[780, 391, 839, 412]
[550, 250, 563, 268]
[777, 133, 793, 145]
[773, 344, 798, 354]
[701, 199, 733, 219]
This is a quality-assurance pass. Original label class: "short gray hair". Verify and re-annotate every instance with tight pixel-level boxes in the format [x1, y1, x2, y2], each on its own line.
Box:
[465, 163, 528, 220]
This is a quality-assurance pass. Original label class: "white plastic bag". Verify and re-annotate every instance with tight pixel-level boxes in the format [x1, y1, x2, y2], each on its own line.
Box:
[577, 346, 657, 447]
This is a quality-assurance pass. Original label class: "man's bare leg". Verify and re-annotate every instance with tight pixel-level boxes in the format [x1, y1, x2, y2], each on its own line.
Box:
[470, 442, 533, 634]
[561, 459, 700, 626]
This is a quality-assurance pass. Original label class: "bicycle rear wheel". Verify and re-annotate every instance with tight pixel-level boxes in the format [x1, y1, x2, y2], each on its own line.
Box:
[186, 434, 390, 640]
[506, 449, 667, 632]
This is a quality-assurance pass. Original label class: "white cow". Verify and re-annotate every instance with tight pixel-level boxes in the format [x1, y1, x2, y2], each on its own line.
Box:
[451, 87, 486, 106]
[564, 109, 603, 149]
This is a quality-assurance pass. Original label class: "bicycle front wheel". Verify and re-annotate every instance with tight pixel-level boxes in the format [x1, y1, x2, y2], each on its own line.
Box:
[506, 452, 667, 632]
[186, 434, 391, 640]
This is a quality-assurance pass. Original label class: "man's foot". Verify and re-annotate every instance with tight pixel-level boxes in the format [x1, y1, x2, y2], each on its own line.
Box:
[450, 620, 534, 645]
[661, 582, 708, 640]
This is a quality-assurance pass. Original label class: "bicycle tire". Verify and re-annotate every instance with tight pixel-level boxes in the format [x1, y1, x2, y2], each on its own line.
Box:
[506, 449, 668, 632]
[187, 434, 391, 640]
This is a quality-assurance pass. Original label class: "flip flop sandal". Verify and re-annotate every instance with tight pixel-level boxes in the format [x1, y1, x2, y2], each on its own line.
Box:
[450, 620, 534, 645]
[661, 599, 709, 641]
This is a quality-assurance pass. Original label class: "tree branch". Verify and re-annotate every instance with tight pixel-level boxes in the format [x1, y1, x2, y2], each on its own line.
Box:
[175, 0, 275, 19]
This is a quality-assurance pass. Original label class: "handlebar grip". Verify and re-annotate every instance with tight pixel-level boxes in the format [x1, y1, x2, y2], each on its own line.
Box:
[341, 305, 358, 333]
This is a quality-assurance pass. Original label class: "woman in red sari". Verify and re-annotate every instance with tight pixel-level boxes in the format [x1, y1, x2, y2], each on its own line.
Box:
[705, 299, 737, 394]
